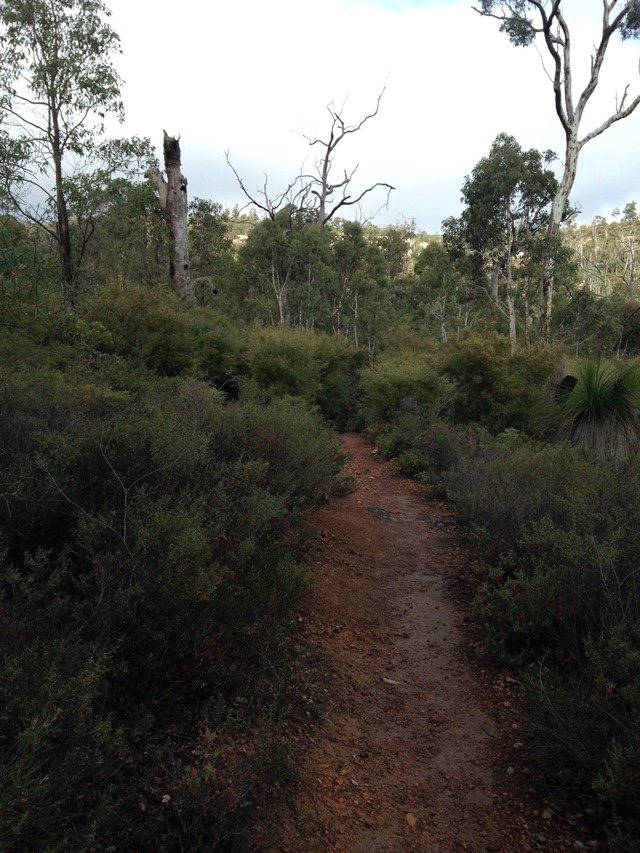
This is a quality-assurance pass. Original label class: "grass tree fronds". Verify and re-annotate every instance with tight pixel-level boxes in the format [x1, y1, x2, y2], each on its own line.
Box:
[556, 359, 640, 464]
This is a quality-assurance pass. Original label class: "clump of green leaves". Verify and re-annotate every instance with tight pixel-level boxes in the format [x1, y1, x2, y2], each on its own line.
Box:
[553, 359, 640, 463]
[243, 324, 366, 427]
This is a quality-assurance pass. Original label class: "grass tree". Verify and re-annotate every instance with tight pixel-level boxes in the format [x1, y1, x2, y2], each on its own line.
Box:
[556, 359, 640, 463]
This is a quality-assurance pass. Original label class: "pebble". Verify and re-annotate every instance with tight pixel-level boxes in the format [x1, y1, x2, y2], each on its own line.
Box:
[405, 812, 418, 829]
[429, 713, 448, 724]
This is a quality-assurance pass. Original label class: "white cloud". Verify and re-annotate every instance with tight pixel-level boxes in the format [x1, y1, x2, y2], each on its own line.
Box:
[106, 0, 640, 231]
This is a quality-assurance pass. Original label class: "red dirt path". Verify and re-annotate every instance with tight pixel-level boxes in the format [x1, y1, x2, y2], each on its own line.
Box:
[251, 433, 598, 852]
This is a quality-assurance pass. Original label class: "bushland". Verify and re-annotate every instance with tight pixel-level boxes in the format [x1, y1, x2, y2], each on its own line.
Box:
[357, 328, 640, 842]
[0, 291, 342, 850]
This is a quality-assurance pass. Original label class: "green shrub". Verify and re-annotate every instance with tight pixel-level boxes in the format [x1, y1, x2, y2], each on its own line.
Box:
[393, 448, 430, 477]
[358, 347, 448, 430]
[243, 324, 365, 427]
[457, 437, 640, 824]
[449, 441, 611, 551]
[440, 327, 563, 432]
[85, 283, 197, 376]
[0, 343, 339, 848]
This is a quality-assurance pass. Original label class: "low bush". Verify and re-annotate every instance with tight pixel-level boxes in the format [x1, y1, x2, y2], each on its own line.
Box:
[449, 440, 609, 551]
[454, 436, 640, 829]
[243, 324, 366, 427]
[0, 338, 338, 849]
[440, 327, 563, 432]
[85, 283, 197, 376]
[357, 347, 449, 431]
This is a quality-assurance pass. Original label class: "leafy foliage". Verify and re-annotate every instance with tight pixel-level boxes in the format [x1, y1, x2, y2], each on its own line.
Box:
[243, 323, 366, 427]
[449, 432, 640, 827]
[553, 359, 640, 463]
[440, 326, 562, 430]
[0, 301, 339, 849]
[0, 0, 152, 289]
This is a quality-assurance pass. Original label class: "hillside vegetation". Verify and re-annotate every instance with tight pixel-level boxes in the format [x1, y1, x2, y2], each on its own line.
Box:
[2, 253, 640, 846]
[2, 81, 640, 846]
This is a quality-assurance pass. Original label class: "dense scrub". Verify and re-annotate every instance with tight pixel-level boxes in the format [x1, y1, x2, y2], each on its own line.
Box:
[359, 332, 640, 842]
[456, 442, 640, 834]
[4, 268, 640, 847]
[0, 294, 343, 850]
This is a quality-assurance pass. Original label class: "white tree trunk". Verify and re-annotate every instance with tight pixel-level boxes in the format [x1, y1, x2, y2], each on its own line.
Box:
[491, 259, 500, 301]
[162, 132, 193, 301]
[480, 2, 640, 338]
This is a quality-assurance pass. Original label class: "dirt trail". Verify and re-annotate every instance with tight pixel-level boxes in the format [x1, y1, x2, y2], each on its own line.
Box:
[252, 433, 576, 852]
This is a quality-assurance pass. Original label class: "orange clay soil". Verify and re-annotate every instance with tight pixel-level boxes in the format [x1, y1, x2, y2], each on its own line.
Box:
[250, 433, 601, 853]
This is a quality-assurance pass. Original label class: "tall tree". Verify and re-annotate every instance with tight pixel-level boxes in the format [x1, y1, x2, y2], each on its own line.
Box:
[475, 1, 640, 334]
[238, 205, 330, 326]
[301, 90, 395, 226]
[410, 242, 481, 340]
[443, 133, 560, 348]
[0, 0, 144, 294]
[79, 177, 168, 289]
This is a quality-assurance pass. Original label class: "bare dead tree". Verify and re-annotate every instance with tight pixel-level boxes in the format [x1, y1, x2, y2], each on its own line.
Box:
[226, 85, 394, 226]
[146, 131, 193, 300]
[301, 86, 394, 225]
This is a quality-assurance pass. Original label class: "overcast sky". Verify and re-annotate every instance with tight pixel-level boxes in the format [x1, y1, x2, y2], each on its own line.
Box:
[105, 0, 640, 232]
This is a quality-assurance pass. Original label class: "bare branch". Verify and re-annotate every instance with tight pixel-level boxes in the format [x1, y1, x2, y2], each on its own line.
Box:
[226, 82, 393, 226]
[225, 149, 308, 221]
[579, 90, 640, 148]
[322, 181, 395, 226]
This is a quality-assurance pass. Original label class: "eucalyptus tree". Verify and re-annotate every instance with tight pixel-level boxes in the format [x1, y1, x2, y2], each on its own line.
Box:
[79, 178, 168, 289]
[370, 221, 415, 284]
[188, 198, 237, 308]
[443, 133, 560, 348]
[475, 1, 640, 334]
[333, 222, 390, 356]
[410, 242, 482, 340]
[330, 220, 387, 348]
[0, 0, 150, 295]
[145, 131, 193, 300]
[238, 206, 333, 327]
[563, 205, 640, 298]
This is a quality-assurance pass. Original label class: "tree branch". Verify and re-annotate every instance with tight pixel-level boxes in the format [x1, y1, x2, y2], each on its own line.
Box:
[323, 181, 395, 225]
[225, 149, 308, 221]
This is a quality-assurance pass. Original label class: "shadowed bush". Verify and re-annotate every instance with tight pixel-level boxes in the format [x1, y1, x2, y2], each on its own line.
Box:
[439, 327, 563, 432]
[0, 328, 338, 849]
[243, 324, 366, 427]
[453, 434, 640, 830]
